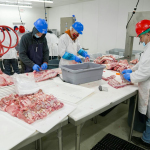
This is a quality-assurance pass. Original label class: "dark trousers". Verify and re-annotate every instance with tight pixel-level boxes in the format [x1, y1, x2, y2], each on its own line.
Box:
[3, 59, 20, 75]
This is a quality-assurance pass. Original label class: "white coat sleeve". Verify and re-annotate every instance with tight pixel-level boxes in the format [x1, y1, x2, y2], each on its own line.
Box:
[130, 53, 150, 83]
[131, 62, 140, 71]
[58, 35, 67, 57]
[77, 39, 82, 52]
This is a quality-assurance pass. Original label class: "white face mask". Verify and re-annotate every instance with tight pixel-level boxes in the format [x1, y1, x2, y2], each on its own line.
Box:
[140, 35, 147, 46]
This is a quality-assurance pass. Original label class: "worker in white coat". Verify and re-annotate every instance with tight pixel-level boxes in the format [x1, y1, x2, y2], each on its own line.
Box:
[122, 19, 150, 149]
[0, 28, 19, 75]
[46, 30, 58, 60]
[58, 22, 90, 67]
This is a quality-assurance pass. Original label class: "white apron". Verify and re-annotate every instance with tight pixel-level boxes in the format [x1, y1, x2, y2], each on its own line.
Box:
[59, 35, 78, 67]
[131, 42, 150, 118]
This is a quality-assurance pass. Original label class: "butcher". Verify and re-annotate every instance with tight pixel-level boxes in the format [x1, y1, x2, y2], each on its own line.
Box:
[122, 19, 150, 149]
[58, 21, 90, 67]
[19, 18, 49, 73]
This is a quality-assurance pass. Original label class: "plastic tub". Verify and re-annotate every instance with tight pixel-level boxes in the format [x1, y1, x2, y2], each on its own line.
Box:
[60, 62, 105, 85]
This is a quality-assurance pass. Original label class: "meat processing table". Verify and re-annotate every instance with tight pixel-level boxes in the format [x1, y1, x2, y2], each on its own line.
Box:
[11, 117, 68, 150]
[66, 69, 138, 150]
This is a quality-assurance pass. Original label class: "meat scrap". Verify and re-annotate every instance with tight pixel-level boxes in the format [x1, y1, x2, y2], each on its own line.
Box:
[0, 89, 64, 124]
[130, 59, 139, 64]
[102, 74, 133, 89]
[102, 75, 116, 81]
[94, 55, 131, 72]
[0, 69, 14, 86]
[84, 57, 90, 62]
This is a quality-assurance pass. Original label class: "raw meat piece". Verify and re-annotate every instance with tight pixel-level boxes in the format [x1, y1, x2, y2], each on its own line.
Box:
[84, 57, 90, 62]
[1, 74, 14, 85]
[0, 89, 64, 124]
[17, 110, 39, 124]
[0, 76, 7, 86]
[130, 59, 139, 64]
[33, 70, 58, 82]
[0, 69, 3, 74]
[102, 74, 133, 89]
[102, 75, 116, 81]
[108, 78, 132, 89]
[0, 70, 14, 86]
[6, 104, 20, 117]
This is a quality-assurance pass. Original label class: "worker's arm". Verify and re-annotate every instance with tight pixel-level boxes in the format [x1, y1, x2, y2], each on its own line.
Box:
[43, 37, 49, 64]
[19, 35, 35, 68]
[131, 61, 140, 71]
[130, 52, 150, 83]
[58, 34, 68, 57]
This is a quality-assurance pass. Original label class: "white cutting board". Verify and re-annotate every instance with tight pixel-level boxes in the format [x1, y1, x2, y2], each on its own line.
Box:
[0, 111, 36, 150]
[31, 101, 76, 133]
[38, 79, 94, 104]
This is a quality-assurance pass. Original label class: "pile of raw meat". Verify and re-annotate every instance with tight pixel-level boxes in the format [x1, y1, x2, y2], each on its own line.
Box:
[0, 89, 64, 124]
[102, 74, 133, 89]
[94, 55, 132, 72]
[0, 69, 14, 86]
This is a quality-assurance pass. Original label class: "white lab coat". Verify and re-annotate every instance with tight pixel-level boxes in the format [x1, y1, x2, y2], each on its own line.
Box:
[46, 33, 58, 57]
[131, 42, 150, 118]
[58, 33, 81, 67]
[0, 31, 17, 59]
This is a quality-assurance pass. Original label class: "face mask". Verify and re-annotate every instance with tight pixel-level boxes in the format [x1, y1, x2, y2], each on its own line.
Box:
[143, 42, 146, 46]
[35, 34, 40, 38]
[72, 33, 79, 38]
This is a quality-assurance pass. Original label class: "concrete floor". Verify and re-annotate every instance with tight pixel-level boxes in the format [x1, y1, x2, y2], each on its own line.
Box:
[19, 103, 143, 150]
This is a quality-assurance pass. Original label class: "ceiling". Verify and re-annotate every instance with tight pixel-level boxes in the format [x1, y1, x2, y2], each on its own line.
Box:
[0, 0, 94, 8]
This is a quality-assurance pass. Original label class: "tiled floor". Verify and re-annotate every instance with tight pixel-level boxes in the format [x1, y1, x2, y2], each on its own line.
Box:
[19, 103, 143, 150]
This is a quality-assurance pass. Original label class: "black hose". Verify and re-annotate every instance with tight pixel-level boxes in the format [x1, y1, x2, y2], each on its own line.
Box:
[126, 0, 140, 29]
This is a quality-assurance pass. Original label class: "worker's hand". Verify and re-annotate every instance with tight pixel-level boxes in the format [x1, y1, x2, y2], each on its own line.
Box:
[75, 56, 82, 63]
[122, 69, 132, 74]
[41, 63, 48, 70]
[123, 73, 131, 82]
[85, 54, 90, 58]
[33, 64, 40, 72]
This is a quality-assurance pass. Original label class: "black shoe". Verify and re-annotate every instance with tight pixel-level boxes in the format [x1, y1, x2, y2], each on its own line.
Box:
[131, 136, 150, 149]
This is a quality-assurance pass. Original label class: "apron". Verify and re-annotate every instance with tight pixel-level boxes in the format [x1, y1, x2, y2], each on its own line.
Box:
[25, 42, 43, 72]
[59, 35, 78, 67]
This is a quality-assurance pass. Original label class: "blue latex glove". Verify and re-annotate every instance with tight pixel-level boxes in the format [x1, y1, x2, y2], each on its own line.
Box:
[33, 64, 40, 72]
[122, 69, 132, 74]
[123, 73, 131, 82]
[62, 52, 82, 63]
[74, 56, 82, 63]
[85, 53, 90, 58]
[41, 63, 48, 70]
[78, 49, 90, 58]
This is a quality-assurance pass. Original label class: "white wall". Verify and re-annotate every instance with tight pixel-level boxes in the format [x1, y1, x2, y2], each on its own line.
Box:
[48, 0, 150, 54]
[0, 6, 46, 32]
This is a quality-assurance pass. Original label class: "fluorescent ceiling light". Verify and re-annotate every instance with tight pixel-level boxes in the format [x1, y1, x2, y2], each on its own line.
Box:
[0, 2, 32, 8]
[27, 0, 53, 3]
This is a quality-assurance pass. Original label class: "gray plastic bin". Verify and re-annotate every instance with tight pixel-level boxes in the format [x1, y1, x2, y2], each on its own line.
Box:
[61, 62, 105, 85]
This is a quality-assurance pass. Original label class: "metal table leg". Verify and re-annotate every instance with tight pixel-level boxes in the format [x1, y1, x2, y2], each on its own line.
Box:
[93, 116, 98, 124]
[39, 138, 42, 150]
[35, 140, 38, 150]
[57, 127, 63, 150]
[75, 123, 84, 150]
[129, 94, 138, 141]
